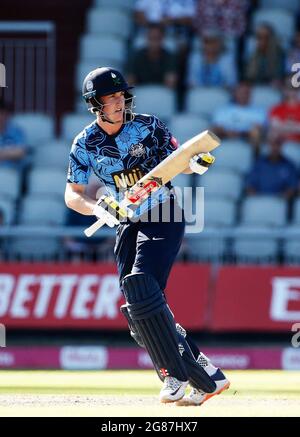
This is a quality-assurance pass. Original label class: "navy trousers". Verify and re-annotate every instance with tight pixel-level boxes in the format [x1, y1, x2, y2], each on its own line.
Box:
[114, 197, 185, 292]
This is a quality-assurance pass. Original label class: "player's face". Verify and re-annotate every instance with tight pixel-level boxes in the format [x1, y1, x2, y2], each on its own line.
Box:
[101, 91, 125, 123]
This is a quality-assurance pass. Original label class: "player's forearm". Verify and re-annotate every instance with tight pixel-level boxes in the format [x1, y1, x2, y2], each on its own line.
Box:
[65, 191, 96, 215]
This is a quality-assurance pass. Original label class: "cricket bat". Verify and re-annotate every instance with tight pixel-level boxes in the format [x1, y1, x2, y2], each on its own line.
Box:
[84, 130, 221, 237]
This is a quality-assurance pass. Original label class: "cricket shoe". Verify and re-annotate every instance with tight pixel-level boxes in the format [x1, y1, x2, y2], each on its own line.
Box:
[176, 369, 230, 406]
[159, 377, 189, 403]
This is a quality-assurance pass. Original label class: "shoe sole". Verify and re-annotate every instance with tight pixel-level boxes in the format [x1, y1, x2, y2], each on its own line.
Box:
[160, 393, 185, 404]
[176, 381, 230, 407]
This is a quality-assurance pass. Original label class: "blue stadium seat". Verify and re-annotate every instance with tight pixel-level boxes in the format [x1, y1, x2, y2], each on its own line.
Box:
[169, 114, 209, 144]
[185, 87, 231, 120]
[9, 237, 61, 261]
[80, 35, 126, 64]
[94, 0, 135, 11]
[0, 168, 21, 200]
[204, 198, 236, 227]
[0, 196, 15, 225]
[283, 225, 300, 263]
[292, 198, 300, 224]
[241, 196, 287, 227]
[61, 113, 94, 142]
[19, 195, 66, 226]
[282, 142, 300, 168]
[33, 141, 70, 169]
[260, 0, 299, 14]
[196, 169, 242, 201]
[186, 228, 227, 262]
[87, 8, 132, 39]
[213, 143, 253, 175]
[250, 86, 281, 112]
[233, 226, 279, 263]
[27, 168, 67, 198]
[12, 113, 55, 147]
[134, 85, 176, 122]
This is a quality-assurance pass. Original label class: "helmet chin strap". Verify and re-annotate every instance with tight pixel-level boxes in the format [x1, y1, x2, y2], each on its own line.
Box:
[99, 112, 120, 125]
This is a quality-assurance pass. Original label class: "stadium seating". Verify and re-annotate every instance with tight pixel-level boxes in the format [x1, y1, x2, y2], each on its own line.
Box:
[204, 198, 236, 227]
[80, 35, 126, 64]
[283, 225, 300, 263]
[61, 113, 94, 142]
[250, 86, 281, 112]
[260, 0, 299, 14]
[232, 226, 279, 263]
[282, 142, 300, 169]
[0, 168, 21, 200]
[212, 143, 253, 175]
[196, 169, 243, 201]
[240, 196, 287, 227]
[8, 237, 61, 261]
[12, 113, 55, 147]
[33, 140, 70, 169]
[86, 8, 132, 39]
[19, 195, 66, 225]
[134, 85, 176, 122]
[186, 228, 227, 262]
[27, 168, 67, 198]
[94, 0, 135, 11]
[185, 87, 231, 120]
[0, 197, 16, 225]
[169, 114, 209, 144]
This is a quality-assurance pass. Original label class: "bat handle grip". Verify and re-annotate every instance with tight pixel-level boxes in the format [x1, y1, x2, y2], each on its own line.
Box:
[84, 217, 107, 237]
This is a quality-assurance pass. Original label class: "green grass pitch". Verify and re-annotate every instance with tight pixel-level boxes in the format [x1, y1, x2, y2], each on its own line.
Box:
[0, 370, 299, 417]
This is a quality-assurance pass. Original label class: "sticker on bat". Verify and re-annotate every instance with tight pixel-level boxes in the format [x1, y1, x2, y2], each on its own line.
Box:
[127, 179, 161, 203]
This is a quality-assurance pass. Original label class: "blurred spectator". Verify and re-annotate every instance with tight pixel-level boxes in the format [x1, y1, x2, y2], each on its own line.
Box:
[244, 24, 285, 85]
[0, 100, 28, 169]
[246, 131, 298, 200]
[186, 30, 237, 88]
[286, 30, 300, 74]
[163, 0, 195, 46]
[194, 0, 249, 38]
[135, 0, 195, 30]
[269, 79, 300, 143]
[211, 81, 265, 145]
[126, 23, 177, 88]
[134, 0, 165, 27]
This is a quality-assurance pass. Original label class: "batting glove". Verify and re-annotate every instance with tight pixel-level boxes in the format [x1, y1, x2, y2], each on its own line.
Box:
[189, 152, 215, 175]
[93, 198, 120, 228]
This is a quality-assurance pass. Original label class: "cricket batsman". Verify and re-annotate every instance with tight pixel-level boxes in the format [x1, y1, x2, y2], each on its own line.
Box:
[64, 67, 230, 405]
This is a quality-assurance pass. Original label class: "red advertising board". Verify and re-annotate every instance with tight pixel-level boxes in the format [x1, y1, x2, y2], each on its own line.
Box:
[211, 266, 300, 331]
[0, 263, 210, 329]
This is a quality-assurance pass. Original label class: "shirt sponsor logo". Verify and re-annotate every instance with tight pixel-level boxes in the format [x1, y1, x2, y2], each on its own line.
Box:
[112, 167, 145, 191]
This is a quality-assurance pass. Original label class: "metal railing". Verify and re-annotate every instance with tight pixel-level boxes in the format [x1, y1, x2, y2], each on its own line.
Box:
[0, 226, 300, 264]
